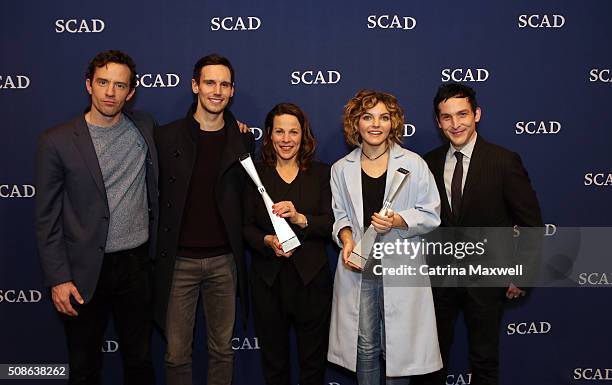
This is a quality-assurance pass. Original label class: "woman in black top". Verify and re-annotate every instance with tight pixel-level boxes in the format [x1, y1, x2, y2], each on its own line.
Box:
[243, 103, 333, 385]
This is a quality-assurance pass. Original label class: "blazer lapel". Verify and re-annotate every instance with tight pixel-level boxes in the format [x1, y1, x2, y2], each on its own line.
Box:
[431, 146, 452, 224]
[125, 110, 159, 183]
[176, 119, 197, 190]
[72, 116, 107, 201]
[343, 148, 364, 232]
[384, 144, 406, 204]
[217, 110, 248, 183]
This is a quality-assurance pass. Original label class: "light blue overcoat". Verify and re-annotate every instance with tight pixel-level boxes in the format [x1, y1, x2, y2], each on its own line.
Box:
[327, 144, 443, 376]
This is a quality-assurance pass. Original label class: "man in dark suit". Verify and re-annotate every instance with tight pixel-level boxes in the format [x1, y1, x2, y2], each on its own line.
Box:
[35, 50, 158, 385]
[153, 54, 254, 385]
[415, 83, 543, 385]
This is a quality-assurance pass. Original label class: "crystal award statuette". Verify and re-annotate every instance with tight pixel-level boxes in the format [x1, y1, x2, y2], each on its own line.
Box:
[239, 153, 301, 253]
[348, 167, 410, 270]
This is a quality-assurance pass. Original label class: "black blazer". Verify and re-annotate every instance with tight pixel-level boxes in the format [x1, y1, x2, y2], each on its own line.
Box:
[243, 161, 333, 287]
[35, 110, 159, 303]
[153, 107, 255, 330]
[424, 135, 542, 228]
[424, 135, 543, 285]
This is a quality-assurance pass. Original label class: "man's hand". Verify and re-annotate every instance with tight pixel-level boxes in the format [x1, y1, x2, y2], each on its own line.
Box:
[51, 281, 84, 316]
[237, 120, 251, 134]
[506, 283, 526, 300]
[264, 235, 294, 257]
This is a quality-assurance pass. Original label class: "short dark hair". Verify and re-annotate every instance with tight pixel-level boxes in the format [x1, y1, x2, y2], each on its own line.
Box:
[86, 50, 137, 90]
[433, 83, 478, 119]
[193, 54, 235, 84]
[262, 103, 316, 171]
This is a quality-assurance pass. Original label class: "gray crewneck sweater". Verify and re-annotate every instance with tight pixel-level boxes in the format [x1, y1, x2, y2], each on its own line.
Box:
[87, 114, 149, 252]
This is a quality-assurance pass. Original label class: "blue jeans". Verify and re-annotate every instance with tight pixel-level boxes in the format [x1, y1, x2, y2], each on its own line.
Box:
[357, 277, 410, 385]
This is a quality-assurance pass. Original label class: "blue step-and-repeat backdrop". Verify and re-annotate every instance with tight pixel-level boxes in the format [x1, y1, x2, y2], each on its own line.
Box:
[1, 0, 611, 384]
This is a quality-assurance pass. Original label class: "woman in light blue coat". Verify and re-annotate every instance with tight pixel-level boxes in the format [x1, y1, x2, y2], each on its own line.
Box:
[327, 90, 442, 384]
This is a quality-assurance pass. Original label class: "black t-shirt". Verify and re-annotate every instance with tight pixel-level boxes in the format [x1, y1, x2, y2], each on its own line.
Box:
[361, 169, 386, 229]
[361, 169, 386, 279]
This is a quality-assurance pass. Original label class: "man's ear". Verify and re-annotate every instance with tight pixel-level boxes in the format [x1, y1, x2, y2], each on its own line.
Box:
[85, 79, 93, 95]
[475, 107, 482, 123]
[191, 78, 198, 94]
[126, 87, 136, 102]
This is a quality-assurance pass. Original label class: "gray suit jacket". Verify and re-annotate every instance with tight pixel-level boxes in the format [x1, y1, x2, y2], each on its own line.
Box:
[35, 109, 159, 303]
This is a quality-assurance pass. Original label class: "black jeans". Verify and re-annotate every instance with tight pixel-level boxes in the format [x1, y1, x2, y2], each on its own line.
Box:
[412, 287, 505, 385]
[61, 243, 154, 385]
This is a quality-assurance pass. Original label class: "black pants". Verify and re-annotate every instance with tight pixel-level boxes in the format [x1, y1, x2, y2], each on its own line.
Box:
[412, 287, 505, 385]
[251, 261, 332, 385]
[61, 243, 154, 385]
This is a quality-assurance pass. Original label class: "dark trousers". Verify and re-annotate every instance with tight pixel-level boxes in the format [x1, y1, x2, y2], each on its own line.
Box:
[251, 261, 332, 385]
[412, 287, 505, 385]
[61, 243, 154, 385]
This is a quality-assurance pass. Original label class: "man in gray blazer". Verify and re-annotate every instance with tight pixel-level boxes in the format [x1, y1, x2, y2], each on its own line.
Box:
[35, 50, 159, 385]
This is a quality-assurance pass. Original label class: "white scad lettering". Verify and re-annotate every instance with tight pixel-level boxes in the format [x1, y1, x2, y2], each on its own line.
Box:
[0, 185, 35, 198]
[231, 337, 261, 350]
[544, 224, 556, 236]
[403, 124, 415, 137]
[578, 272, 612, 285]
[515, 121, 561, 134]
[0, 75, 30, 89]
[249, 127, 263, 141]
[589, 69, 612, 82]
[441, 68, 489, 82]
[55, 19, 105, 33]
[210, 16, 261, 31]
[136, 74, 180, 88]
[366, 15, 416, 30]
[575, 368, 612, 380]
[290, 70, 341, 85]
[0, 289, 42, 303]
[518, 14, 565, 28]
[446, 373, 472, 385]
[152, 75, 165, 87]
[584, 173, 612, 186]
[506, 321, 551, 335]
[102, 340, 119, 353]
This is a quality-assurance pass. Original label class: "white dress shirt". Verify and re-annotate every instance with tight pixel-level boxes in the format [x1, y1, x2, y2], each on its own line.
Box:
[443, 132, 478, 208]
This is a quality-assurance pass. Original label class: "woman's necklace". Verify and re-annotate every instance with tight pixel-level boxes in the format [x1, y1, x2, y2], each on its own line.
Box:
[361, 144, 388, 161]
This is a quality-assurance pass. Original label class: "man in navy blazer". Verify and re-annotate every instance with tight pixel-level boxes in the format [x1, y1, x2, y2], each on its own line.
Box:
[414, 83, 543, 385]
[35, 50, 158, 385]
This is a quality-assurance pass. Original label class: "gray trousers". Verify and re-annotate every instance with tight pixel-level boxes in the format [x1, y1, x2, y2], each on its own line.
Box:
[165, 254, 237, 385]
